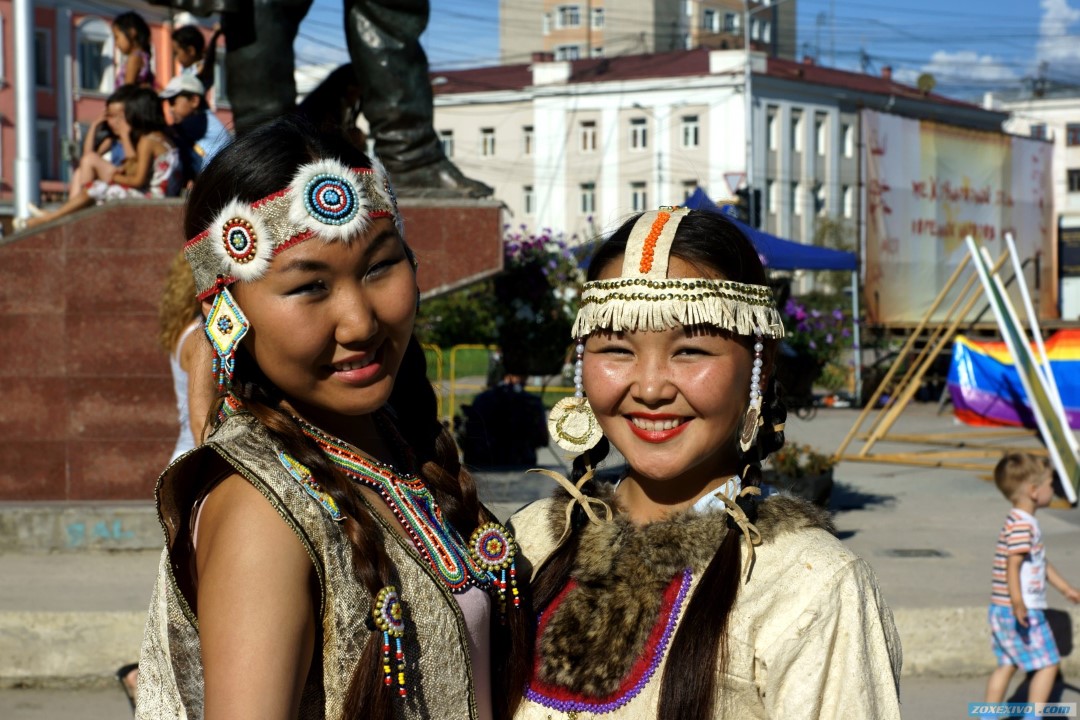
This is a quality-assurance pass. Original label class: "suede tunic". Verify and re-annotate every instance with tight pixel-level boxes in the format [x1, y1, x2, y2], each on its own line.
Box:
[508, 493, 903, 720]
[135, 412, 484, 720]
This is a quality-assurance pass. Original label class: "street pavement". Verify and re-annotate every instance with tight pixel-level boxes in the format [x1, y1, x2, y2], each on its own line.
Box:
[3, 401, 1080, 717]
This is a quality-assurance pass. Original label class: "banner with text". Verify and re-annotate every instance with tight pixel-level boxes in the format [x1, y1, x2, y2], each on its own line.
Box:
[862, 110, 1052, 324]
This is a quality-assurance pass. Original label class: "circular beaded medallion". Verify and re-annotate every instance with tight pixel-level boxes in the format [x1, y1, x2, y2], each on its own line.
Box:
[372, 586, 405, 638]
[548, 396, 603, 454]
[468, 522, 517, 572]
[221, 217, 259, 264]
[304, 174, 359, 227]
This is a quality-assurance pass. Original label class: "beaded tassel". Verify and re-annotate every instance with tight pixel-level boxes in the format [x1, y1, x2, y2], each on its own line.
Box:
[738, 332, 765, 453]
[372, 586, 407, 698]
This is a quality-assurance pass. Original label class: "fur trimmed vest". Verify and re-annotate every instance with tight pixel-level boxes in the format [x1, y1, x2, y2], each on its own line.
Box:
[508, 487, 902, 720]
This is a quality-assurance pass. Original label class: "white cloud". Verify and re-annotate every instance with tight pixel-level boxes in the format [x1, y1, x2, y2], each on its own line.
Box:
[915, 50, 1019, 87]
[1036, 0, 1080, 74]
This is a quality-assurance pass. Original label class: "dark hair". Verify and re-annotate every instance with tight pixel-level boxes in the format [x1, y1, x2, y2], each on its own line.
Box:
[113, 11, 151, 52]
[185, 115, 531, 720]
[171, 25, 205, 55]
[105, 83, 140, 107]
[123, 87, 171, 147]
[532, 210, 787, 720]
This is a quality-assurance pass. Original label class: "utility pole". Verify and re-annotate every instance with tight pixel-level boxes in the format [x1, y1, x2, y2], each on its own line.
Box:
[743, 0, 755, 227]
[14, 0, 40, 220]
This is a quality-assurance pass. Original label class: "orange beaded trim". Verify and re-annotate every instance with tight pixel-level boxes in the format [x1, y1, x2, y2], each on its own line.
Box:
[637, 210, 671, 274]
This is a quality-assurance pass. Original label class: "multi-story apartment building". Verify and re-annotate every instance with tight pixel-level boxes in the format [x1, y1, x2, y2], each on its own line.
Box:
[499, 0, 796, 64]
[432, 49, 1005, 246]
[0, 0, 230, 216]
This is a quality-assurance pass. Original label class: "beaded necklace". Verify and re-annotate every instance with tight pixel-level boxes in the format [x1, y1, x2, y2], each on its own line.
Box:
[297, 417, 494, 594]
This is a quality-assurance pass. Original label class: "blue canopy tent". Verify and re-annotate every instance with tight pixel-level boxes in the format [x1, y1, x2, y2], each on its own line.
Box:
[683, 187, 863, 399]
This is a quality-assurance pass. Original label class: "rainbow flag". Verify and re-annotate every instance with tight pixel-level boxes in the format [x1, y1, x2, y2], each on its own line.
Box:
[949, 330, 1080, 429]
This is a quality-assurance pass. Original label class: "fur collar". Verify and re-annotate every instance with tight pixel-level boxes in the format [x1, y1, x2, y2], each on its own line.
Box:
[535, 484, 833, 697]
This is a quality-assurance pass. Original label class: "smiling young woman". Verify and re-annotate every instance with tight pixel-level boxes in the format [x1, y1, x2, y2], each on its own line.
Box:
[509, 208, 901, 719]
[134, 116, 531, 720]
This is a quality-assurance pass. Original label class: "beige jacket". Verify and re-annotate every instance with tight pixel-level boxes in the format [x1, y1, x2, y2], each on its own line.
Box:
[135, 412, 486, 720]
[508, 494, 903, 720]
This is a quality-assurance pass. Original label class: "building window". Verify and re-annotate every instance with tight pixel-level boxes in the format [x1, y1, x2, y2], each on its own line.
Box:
[480, 128, 496, 156]
[842, 123, 854, 157]
[1067, 124, 1080, 147]
[750, 18, 759, 41]
[581, 182, 596, 214]
[524, 185, 535, 214]
[791, 110, 803, 153]
[591, 46, 604, 58]
[1069, 169, 1080, 193]
[592, 7, 604, 29]
[723, 12, 737, 32]
[682, 179, 698, 200]
[554, 44, 580, 61]
[683, 0, 693, 16]
[767, 110, 778, 151]
[702, 9, 718, 32]
[815, 114, 827, 156]
[630, 117, 648, 150]
[813, 183, 826, 215]
[1030, 124, 1047, 140]
[76, 19, 113, 93]
[767, 180, 778, 215]
[631, 181, 647, 212]
[681, 115, 700, 148]
[34, 29, 51, 88]
[439, 129, 454, 158]
[556, 5, 581, 28]
[522, 125, 534, 156]
[792, 182, 802, 216]
[580, 120, 597, 152]
[543, 13, 551, 35]
[843, 185, 854, 218]
[35, 121, 56, 180]
[761, 21, 771, 42]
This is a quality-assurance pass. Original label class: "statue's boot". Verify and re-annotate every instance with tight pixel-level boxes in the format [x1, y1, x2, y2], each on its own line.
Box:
[222, 0, 312, 135]
[346, 0, 493, 198]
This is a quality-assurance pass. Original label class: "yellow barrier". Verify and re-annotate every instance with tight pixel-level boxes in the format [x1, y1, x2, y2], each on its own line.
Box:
[423, 344, 577, 423]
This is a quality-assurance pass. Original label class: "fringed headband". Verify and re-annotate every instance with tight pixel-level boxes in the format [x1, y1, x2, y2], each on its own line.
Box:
[184, 158, 402, 300]
[572, 207, 785, 340]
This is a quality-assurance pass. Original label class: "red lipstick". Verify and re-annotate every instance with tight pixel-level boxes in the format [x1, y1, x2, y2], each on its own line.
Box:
[625, 413, 691, 443]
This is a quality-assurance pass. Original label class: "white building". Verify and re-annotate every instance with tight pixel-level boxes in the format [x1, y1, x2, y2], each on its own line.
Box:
[983, 88, 1080, 318]
[433, 49, 1007, 245]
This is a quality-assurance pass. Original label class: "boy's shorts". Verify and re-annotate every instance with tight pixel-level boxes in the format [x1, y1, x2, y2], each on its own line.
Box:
[988, 605, 1060, 671]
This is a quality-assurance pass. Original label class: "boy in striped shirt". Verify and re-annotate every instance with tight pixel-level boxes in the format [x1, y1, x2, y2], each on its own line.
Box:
[985, 453, 1080, 710]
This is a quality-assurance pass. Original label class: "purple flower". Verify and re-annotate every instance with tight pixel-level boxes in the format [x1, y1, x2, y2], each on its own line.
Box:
[810, 309, 821, 319]
[809, 340, 817, 350]
[841, 328, 851, 338]
[797, 321, 809, 333]
[832, 308, 844, 321]
[825, 333, 833, 344]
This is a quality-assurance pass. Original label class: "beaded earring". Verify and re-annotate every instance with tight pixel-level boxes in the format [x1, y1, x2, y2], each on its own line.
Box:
[547, 340, 603, 454]
[203, 283, 250, 393]
[468, 522, 520, 617]
[738, 333, 765, 453]
[372, 586, 408, 698]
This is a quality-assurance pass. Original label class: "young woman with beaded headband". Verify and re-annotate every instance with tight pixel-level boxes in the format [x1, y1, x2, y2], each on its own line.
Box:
[508, 207, 902, 719]
[134, 116, 531, 720]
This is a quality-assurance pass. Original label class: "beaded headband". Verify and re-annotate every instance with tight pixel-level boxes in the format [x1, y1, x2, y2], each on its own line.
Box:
[572, 207, 785, 339]
[184, 157, 401, 300]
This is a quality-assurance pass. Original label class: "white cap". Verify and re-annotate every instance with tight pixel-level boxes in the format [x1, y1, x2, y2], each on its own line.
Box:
[159, 74, 205, 99]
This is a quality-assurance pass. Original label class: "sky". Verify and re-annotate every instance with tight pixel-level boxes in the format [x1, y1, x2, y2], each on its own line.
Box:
[294, 0, 1080, 101]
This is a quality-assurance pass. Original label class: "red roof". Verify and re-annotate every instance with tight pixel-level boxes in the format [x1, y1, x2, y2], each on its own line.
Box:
[431, 49, 980, 111]
[764, 57, 982, 109]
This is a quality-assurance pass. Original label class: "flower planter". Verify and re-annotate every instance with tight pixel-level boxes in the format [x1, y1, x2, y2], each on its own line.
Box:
[764, 468, 834, 507]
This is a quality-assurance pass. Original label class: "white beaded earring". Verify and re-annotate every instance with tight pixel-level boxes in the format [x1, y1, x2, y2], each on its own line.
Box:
[547, 340, 603, 454]
[738, 333, 765, 453]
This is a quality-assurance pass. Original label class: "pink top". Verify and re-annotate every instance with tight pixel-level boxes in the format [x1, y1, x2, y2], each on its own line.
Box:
[454, 586, 493, 720]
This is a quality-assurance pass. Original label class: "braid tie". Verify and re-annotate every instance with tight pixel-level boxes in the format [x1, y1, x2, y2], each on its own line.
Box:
[716, 486, 762, 582]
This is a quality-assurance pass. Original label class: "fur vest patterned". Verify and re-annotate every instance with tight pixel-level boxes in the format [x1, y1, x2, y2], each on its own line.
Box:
[135, 412, 486, 720]
[508, 487, 903, 720]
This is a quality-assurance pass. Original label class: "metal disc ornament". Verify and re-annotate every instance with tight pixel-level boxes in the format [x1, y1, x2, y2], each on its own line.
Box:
[548, 396, 603, 454]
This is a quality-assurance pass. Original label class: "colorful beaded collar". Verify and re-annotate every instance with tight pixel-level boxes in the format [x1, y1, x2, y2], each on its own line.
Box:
[572, 207, 785, 340]
[184, 157, 401, 300]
